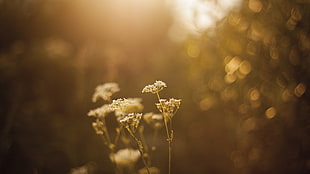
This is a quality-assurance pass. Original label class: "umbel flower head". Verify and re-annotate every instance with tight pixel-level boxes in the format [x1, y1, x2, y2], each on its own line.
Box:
[92, 82, 120, 102]
[110, 98, 143, 112]
[110, 148, 141, 166]
[142, 80, 167, 94]
[156, 98, 181, 118]
[120, 113, 142, 133]
[121, 98, 144, 113]
[87, 104, 113, 118]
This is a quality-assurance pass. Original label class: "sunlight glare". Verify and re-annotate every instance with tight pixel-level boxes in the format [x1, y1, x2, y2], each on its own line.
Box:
[169, 0, 242, 41]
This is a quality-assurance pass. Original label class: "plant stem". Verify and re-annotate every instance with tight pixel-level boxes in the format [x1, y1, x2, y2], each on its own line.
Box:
[114, 126, 123, 145]
[163, 115, 172, 174]
[156, 92, 161, 101]
[138, 126, 151, 166]
[156, 92, 173, 174]
[150, 128, 158, 159]
[127, 128, 151, 174]
[168, 140, 172, 174]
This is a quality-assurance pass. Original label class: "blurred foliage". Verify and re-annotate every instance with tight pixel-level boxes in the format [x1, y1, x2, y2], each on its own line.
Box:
[0, 0, 309, 174]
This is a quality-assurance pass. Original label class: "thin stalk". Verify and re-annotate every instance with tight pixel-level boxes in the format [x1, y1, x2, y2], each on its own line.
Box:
[114, 126, 123, 145]
[150, 128, 159, 158]
[168, 118, 174, 174]
[156, 92, 161, 101]
[138, 126, 151, 166]
[138, 126, 149, 153]
[163, 115, 172, 174]
[168, 140, 172, 174]
[163, 114, 171, 141]
[100, 119, 121, 173]
[100, 118, 112, 146]
[127, 128, 151, 174]
[156, 92, 173, 174]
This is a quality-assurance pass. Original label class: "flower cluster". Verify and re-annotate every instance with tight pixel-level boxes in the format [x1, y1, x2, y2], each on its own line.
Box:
[92, 82, 120, 102]
[88, 81, 181, 174]
[142, 80, 181, 174]
[110, 148, 141, 166]
[87, 104, 112, 118]
[110, 98, 143, 113]
[120, 113, 142, 133]
[142, 80, 167, 94]
[156, 98, 181, 118]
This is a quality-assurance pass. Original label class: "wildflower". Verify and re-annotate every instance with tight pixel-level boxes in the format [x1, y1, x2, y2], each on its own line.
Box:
[110, 148, 141, 166]
[143, 112, 163, 129]
[69, 162, 96, 174]
[142, 80, 167, 94]
[156, 98, 181, 118]
[92, 119, 105, 135]
[69, 165, 88, 174]
[92, 82, 120, 102]
[110, 98, 143, 113]
[138, 167, 160, 174]
[120, 113, 142, 133]
[123, 98, 144, 113]
[87, 104, 112, 118]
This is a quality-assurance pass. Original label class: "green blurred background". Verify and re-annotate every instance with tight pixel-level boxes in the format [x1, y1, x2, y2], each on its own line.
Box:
[0, 0, 309, 173]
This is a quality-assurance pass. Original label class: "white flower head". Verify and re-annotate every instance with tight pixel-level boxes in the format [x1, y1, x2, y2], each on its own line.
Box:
[156, 98, 181, 118]
[110, 148, 141, 166]
[142, 80, 167, 94]
[87, 104, 113, 118]
[92, 82, 120, 102]
[120, 113, 142, 133]
[69, 166, 88, 174]
[110, 98, 143, 113]
[122, 98, 144, 113]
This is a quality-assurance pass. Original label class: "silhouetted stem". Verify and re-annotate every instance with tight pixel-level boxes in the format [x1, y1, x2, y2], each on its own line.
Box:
[156, 92, 173, 174]
[127, 128, 151, 174]
[163, 115, 172, 174]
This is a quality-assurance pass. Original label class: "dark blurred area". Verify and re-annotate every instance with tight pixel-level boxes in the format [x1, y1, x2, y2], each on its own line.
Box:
[0, 0, 309, 174]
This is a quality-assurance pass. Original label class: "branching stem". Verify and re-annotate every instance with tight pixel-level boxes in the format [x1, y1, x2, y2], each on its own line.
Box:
[127, 128, 151, 174]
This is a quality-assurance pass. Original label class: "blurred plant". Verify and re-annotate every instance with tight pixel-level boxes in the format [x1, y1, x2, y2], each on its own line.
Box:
[88, 81, 181, 174]
[69, 162, 96, 174]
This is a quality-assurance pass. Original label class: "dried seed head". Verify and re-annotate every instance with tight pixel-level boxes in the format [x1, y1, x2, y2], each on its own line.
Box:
[110, 98, 143, 113]
[109, 148, 141, 166]
[92, 82, 120, 102]
[122, 98, 144, 113]
[120, 113, 142, 133]
[87, 104, 113, 118]
[142, 80, 167, 94]
[156, 98, 181, 118]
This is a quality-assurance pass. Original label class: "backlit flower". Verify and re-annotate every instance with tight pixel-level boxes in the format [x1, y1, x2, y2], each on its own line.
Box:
[142, 80, 167, 94]
[87, 104, 112, 118]
[156, 98, 181, 118]
[110, 148, 140, 166]
[92, 82, 120, 102]
[120, 113, 142, 133]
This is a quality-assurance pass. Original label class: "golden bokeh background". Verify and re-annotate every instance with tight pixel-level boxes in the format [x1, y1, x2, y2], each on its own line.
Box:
[0, 0, 309, 173]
